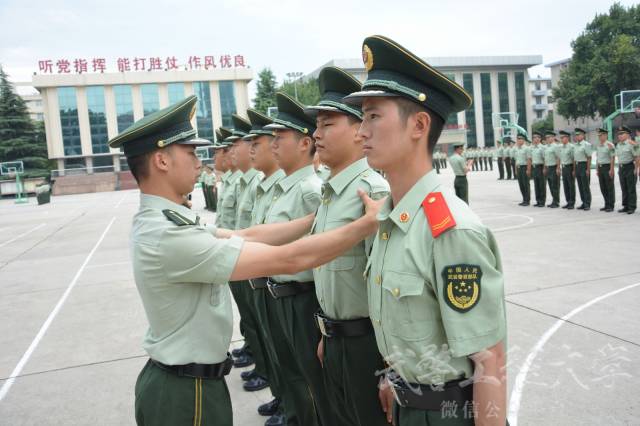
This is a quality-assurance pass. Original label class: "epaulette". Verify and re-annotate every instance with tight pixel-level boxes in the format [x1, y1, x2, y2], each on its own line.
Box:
[162, 209, 196, 226]
[421, 192, 456, 238]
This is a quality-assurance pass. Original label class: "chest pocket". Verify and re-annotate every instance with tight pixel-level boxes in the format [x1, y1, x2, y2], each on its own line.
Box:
[382, 270, 436, 341]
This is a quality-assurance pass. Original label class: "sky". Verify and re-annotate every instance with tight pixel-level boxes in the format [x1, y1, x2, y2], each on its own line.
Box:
[0, 0, 635, 98]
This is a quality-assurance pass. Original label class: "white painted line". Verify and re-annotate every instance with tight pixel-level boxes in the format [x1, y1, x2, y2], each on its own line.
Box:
[0, 217, 116, 402]
[114, 193, 127, 209]
[0, 223, 46, 248]
[484, 214, 534, 232]
[507, 281, 640, 426]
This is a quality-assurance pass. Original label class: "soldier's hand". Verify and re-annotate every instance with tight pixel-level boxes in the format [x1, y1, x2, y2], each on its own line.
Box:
[378, 377, 395, 424]
[586, 168, 590, 177]
[557, 169, 561, 177]
[317, 338, 324, 367]
[609, 169, 614, 179]
[358, 189, 385, 232]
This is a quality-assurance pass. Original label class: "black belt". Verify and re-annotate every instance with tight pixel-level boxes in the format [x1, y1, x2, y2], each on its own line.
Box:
[389, 371, 472, 411]
[598, 163, 611, 167]
[314, 311, 373, 338]
[621, 162, 634, 167]
[249, 277, 268, 290]
[267, 278, 315, 299]
[151, 354, 233, 379]
[533, 164, 544, 167]
[576, 161, 587, 163]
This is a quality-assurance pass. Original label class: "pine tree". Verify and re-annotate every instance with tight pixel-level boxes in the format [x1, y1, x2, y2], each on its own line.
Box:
[253, 68, 278, 114]
[0, 65, 50, 179]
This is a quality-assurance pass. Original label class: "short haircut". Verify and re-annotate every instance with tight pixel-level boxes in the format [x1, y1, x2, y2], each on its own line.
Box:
[393, 97, 445, 155]
[127, 150, 155, 183]
[294, 131, 316, 156]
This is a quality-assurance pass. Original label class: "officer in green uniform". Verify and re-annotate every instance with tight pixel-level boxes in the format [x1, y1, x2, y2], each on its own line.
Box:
[509, 141, 517, 179]
[595, 128, 616, 212]
[304, 66, 390, 426]
[503, 138, 513, 180]
[216, 128, 242, 229]
[530, 131, 546, 207]
[616, 126, 638, 214]
[343, 35, 507, 426]
[515, 133, 531, 206]
[449, 142, 469, 204]
[111, 96, 384, 426]
[573, 128, 593, 210]
[559, 130, 576, 209]
[543, 131, 561, 208]
[496, 141, 505, 180]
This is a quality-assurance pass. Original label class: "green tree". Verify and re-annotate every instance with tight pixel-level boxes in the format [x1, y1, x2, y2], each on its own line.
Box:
[0, 65, 50, 179]
[531, 112, 554, 134]
[280, 77, 321, 106]
[253, 68, 278, 114]
[554, 3, 640, 120]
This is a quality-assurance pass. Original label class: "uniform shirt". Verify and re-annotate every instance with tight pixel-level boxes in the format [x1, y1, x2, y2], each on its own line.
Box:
[574, 140, 593, 162]
[316, 164, 331, 182]
[530, 144, 545, 165]
[514, 145, 531, 166]
[311, 158, 389, 320]
[496, 147, 504, 158]
[616, 140, 637, 164]
[366, 171, 506, 385]
[449, 153, 466, 176]
[596, 141, 615, 165]
[132, 194, 244, 365]
[216, 170, 242, 229]
[265, 165, 322, 283]
[215, 170, 232, 212]
[235, 168, 264, 230]
[559, 144, 575, 165]
[509, 147, 516, 159]
[251, 169, 286, 226]
[543, 143, 560, 167]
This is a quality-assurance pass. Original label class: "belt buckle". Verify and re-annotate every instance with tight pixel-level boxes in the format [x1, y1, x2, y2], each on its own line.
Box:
[249, 279, 257, 290]
[266, 278, 278, 298]
[316, 314, 328, 337]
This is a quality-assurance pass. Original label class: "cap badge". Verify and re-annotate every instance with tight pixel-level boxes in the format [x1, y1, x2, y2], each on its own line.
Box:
[362, 44, 374, 71]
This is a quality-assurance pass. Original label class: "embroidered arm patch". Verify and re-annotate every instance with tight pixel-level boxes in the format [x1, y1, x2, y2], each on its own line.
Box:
[441, 264, 482, 312]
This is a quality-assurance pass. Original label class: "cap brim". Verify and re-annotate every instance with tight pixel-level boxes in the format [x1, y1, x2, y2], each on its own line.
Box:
[342, 90, 399, 106]
[178, 137, 213, 147]
[264, 122, 289, 130]
[303, 105, 341, 118]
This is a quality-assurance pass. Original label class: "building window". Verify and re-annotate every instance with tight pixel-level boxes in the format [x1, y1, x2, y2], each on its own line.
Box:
[462, 73, 476, 147]
[444, 74, 458, 126]
[168, 82, 185, 104]
[86, 86, 109, 154]
[480, 73, 494, 147]
[141, 84, 160, 116]
[63, 157, 85, 170]
[536, 110, 543, 119]
[535, 81, 541, 91]
[498, 72, 509, 112]
[219, 81, 236, 128]
[113, 85, 134, 133]
[93, 155, 114, 171]
[193, 82, 214, 141]
[58, 87, 81, 156]
[514, 72, 527, 129]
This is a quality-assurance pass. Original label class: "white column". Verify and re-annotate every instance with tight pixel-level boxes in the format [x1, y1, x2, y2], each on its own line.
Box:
[158, 83, 169, 109]
[473, 72, 484, 147]
[131, 85, 143, 121]
[507, 71, 517, 115]
[210, 81, 222, 132]
[234, 81, 249, 117]
[75, 86, 93, 157]
[103, 85, 118, 141]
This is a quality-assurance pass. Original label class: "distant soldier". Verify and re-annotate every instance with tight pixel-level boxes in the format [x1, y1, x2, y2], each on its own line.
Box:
[543, 131, 561, 208]
[615, 126, 638, 214]
[449, 142, 471, 203]
[595, 127, 615, 212]
[510, 140, 517, 179]
[559, 130, 576, 209]
[504, 137, 513, 180]
[573, 128, 593, 210]
[515, 133, 532, 206]
[496, 141, 505, 180]
[530, 131, 546, 207]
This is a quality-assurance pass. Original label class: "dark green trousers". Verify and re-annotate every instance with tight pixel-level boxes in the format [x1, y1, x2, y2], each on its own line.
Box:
[545, 165, 560, 205]
[575, 161, 591, 207]
[135, 360, 232, 426]
[208, 185, 217, 212]
[454, 176, 468, 204]
[561, 164, 576, 206]
[517, 166, 530, 203]
[274, 290, 336, 426]
[597, 164, 615, 209]
[532, 164, 545, 205]
[511, 159, 516, 179]
[322, 331, 387, 426]
[619, 162, 637, 211]
[505, 158, 512, 179]
[201, 184, 210, 210]
[229, 281, 268, 379]
[497, 158, 504, 179]
[394, 404, 474, 426]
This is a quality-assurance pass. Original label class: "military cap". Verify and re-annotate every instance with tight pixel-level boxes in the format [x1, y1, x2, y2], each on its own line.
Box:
[574, 128, 586, 135]
[544, 130, 556, 137]
[108, 95, 211, 158]
[225, 114, 252, 142]
[532, 131, 543, 138]
[243, 109, 275, 140]
[264, 92, 317, 136]
[343, 35, 472, 121]
[517, 132, 528, 141]
[304, 66, 363, 120]
[596, 127, 608, 135]
[617, 125, 631, 134]
[503, 136, 512, 143]
[558, 130, 571, 137]
[452, 142, 465, 148]
[212, 129, 227, 149]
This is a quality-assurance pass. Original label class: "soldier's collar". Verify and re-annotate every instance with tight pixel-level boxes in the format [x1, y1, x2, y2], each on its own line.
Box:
[379, 170, 440, 233]
[327, 158, 369, 196]
[240, 168, 260, 184]
[228, 169, 243, 182]
[221, 170, 232, 180]
[259, 169, 285, 192]
[277, 165, 316, 192]
[139, 193, 195, 220]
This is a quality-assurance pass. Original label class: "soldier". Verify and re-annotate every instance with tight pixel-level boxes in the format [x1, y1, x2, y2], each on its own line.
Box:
[107, 96, 382, 426]
[573, 128, 593, 211]
[343, 35, 507, 426]
[509, 141, 517, 179]
[543, 131, 561, 208]
[559, 130, 576, 209]
[595, 127, 615, 212]
[503, 137, 512, 180]
[433, 149, 440, 174]
[616, 126, 638, 214]
[515, 133, 532, 206]
[530, 131, 546, 207]
[496, 141, 505, 180]
[449, 142, 470, 203]
[487, 146, 494, 171]
[215, 128, 242, 229]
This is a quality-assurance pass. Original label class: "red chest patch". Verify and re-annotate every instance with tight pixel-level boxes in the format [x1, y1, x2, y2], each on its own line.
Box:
[421, 192, 456, 238]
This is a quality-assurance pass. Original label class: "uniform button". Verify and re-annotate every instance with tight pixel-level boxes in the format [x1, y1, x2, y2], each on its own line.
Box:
[273, 196, 278, 200]
[375, 275, 381, 285]
[374, 318, 381, 325]
[381, 232, 389, 240]
[392, 288, 400, 297]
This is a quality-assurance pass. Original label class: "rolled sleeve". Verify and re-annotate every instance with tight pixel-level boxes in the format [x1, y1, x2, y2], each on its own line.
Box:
[159, 226, 244, 285]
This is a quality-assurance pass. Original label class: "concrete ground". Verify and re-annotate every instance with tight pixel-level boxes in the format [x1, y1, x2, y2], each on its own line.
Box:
[0, 166, 638, 426]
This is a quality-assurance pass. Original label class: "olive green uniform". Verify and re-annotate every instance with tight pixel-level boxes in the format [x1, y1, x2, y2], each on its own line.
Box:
[509, 146, 517, 178]
[514, 145, 531, 204]
[449, 153, 468, 204]
[543, 143, 561, 206]
[559, 144, 576, 208]
[574, 140, 593, 208]
[216, 170, 241, 228]
[530, 144, 546, 205]
[616, 140, 638, 212]
[596, 141, 616, 210]
[496, 146, 505, 179]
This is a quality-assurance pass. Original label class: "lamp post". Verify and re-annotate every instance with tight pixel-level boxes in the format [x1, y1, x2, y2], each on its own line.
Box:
[286, 71, 303, 100]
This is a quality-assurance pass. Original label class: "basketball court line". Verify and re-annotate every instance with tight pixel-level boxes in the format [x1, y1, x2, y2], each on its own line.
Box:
[0, 223, 46, 248]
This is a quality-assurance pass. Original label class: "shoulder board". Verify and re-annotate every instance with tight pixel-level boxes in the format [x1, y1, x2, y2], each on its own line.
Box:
[360, 169, 389, 194]
[421, 192, 456, 238]
[162, 209, 195, 226]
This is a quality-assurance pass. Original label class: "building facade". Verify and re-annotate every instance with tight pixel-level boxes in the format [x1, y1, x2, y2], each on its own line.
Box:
[528, 75, 553, 121]
[308, 55, 542, 147]
[32, 68, 252, 175]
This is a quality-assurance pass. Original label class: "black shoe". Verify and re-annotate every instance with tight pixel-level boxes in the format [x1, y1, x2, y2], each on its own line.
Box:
[265, 414, 286, 426]
[600, 207, 607, 211]
[577, 205, 585, 210]
[518, 202, 526, 206]
[258, 398, 281, 416]
[241, 369, 258, 381]
[562, 204, 569, 209]
[583, 206, 590, 211]
[567, 205, 574, 210]
[232, 343, 249, 358]
[548, 204, 559, 208]
[522, 202, 530, 206]
[627, 210, 636, 215]
[605, 208, 613, 212]
[243, 375, 269, 392]
[233, 354, 254, 368]
[618, 208, 628, 213]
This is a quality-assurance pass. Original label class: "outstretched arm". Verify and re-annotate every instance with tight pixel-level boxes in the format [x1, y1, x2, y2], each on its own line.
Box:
[216, 214, 315, 246]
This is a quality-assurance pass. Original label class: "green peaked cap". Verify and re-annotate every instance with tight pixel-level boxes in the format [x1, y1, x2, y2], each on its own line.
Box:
[304, 66, 363, 120]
